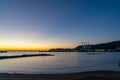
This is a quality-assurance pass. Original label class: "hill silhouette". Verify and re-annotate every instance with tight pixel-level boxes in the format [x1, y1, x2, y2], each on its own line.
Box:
[93, 40, 120, 50]
[75, 40, 120, 51]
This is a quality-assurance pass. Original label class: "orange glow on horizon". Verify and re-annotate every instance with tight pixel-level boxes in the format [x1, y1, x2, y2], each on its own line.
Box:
[0, 45, 75, 50]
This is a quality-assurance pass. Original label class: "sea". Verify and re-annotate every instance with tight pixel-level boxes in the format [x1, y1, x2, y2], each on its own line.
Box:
[0, 52, 120, 74]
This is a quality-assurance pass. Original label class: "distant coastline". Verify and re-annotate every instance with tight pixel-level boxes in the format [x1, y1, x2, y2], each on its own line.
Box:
[1, 40, 120, 52]
[46, 40, 120, 52]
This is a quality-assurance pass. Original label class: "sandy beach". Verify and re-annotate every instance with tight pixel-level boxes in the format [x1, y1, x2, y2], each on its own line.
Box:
[0, 70, 120, 80]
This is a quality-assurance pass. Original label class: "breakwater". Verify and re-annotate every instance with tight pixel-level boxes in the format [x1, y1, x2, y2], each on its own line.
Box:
[0, 54, 54, 59]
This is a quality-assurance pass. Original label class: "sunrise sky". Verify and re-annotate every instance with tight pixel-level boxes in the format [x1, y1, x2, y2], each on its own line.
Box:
[0, 0, 120, 50]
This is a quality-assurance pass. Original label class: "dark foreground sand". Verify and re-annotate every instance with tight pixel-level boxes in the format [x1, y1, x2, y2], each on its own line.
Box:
[0, 71, 120, 80]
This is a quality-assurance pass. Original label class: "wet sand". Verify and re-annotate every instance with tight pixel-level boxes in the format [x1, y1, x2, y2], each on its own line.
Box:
[0, 70, 120, 80]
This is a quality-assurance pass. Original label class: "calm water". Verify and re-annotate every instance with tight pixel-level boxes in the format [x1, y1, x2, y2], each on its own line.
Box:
[0, 52, 120, 74]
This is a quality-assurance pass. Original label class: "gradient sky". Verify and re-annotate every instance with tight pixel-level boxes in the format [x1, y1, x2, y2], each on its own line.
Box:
[0, 0, 120, 50]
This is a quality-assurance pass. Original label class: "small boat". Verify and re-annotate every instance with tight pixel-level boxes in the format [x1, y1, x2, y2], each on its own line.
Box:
[0, 51, 7, 53]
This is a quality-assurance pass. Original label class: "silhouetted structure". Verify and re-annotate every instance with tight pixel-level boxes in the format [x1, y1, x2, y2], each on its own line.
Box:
[75, 40, 120, 52]
[49, 48, 76, 52]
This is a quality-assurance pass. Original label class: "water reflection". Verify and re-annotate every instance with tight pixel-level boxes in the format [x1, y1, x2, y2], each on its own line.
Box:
[0, 52, 120, 74]
[86, 52, 103, 55]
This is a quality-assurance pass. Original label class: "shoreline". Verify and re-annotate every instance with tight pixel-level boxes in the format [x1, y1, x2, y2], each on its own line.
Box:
[0, 70, 120, 80]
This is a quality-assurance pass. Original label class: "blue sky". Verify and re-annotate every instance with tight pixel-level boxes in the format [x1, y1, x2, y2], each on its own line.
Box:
[0, 0, 120, 49]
